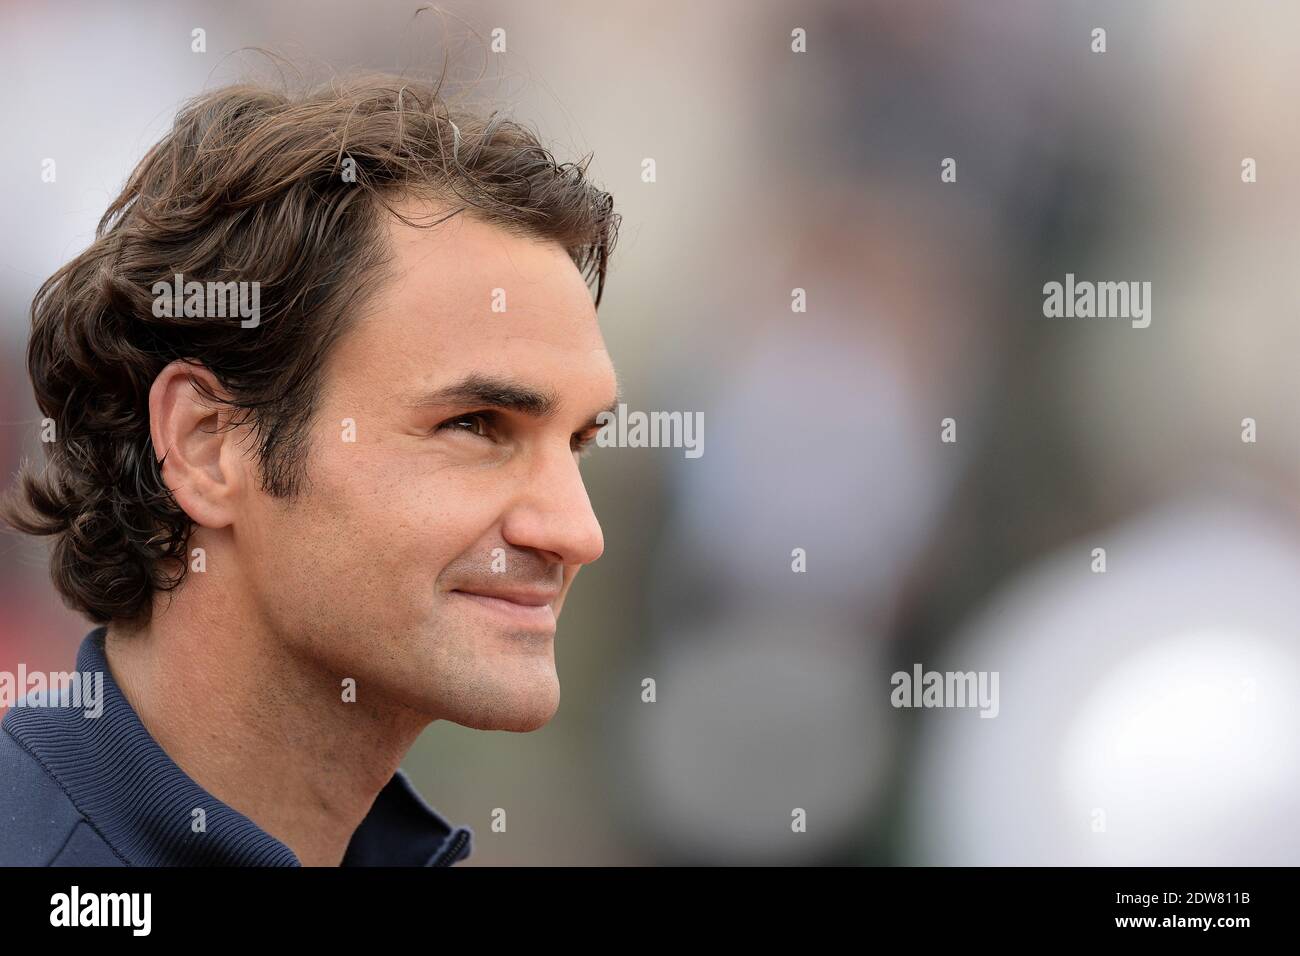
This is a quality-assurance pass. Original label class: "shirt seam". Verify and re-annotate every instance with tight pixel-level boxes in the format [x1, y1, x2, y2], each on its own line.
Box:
[46, 818, 91, 866]
[1, 722, 132, 866]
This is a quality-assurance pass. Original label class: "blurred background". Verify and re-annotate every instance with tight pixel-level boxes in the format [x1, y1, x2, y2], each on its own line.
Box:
[3, 0, 1299, 864]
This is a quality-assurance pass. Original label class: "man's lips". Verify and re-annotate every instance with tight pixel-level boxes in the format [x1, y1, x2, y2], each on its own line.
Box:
[449, 586, 559, 631]
[452, 586, 559, 606]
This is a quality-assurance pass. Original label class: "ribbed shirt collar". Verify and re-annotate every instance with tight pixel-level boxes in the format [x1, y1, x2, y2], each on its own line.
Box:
[2, 627, 472, 866]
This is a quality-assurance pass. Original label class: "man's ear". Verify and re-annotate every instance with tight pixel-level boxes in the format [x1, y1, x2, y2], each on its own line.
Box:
[148, 360, 247, 529]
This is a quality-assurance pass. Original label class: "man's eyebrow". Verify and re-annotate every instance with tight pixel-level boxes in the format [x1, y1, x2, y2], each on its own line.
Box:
[585, 378, 622, 428]
[407, 373, 622, 427]
[585, 395, 622, 429]
[406, 374, 558, 417]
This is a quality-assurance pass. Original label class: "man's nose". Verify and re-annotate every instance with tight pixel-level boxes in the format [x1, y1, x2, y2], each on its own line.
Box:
[500, 446, 605, 567]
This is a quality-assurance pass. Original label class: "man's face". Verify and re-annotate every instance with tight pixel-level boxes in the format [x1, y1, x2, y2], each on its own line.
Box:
[235, 200, 617, 731]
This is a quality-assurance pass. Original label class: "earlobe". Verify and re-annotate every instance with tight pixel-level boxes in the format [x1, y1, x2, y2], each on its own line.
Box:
[148, 360, 240, 529]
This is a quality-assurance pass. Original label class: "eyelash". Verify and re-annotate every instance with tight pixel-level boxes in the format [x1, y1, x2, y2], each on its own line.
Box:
[574, 433, 599, 459]
[437, 412, 498, 439]
[435, 412, 599, 457]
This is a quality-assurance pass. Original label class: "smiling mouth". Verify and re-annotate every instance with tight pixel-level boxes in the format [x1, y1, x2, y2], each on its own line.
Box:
[450, 589, 558, 631]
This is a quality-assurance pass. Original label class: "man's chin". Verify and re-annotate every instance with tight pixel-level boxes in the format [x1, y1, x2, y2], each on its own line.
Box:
[452, 677, 561, 732]
[471, 708, 557, 733]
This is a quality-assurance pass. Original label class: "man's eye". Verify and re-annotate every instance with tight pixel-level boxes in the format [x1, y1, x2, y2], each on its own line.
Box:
[437, 412, 495, 438]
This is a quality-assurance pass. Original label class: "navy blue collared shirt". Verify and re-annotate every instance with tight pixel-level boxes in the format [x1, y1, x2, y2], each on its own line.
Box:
[0, 627, 473, 866]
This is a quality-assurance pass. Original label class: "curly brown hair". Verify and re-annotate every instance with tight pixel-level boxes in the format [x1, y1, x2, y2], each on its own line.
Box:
[0, 71, 620, 628]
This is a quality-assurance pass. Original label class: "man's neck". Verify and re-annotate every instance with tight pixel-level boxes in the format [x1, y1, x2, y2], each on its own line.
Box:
[103, 595, 429, 866]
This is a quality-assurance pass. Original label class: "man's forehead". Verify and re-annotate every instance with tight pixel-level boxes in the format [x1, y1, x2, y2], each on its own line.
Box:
[378, 216, 601, 343]
[384, 200, 577, 290]
[330, 200, 612, 403]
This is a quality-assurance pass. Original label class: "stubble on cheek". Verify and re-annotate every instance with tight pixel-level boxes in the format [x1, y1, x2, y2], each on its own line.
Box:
[246, 437, 386, 654]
